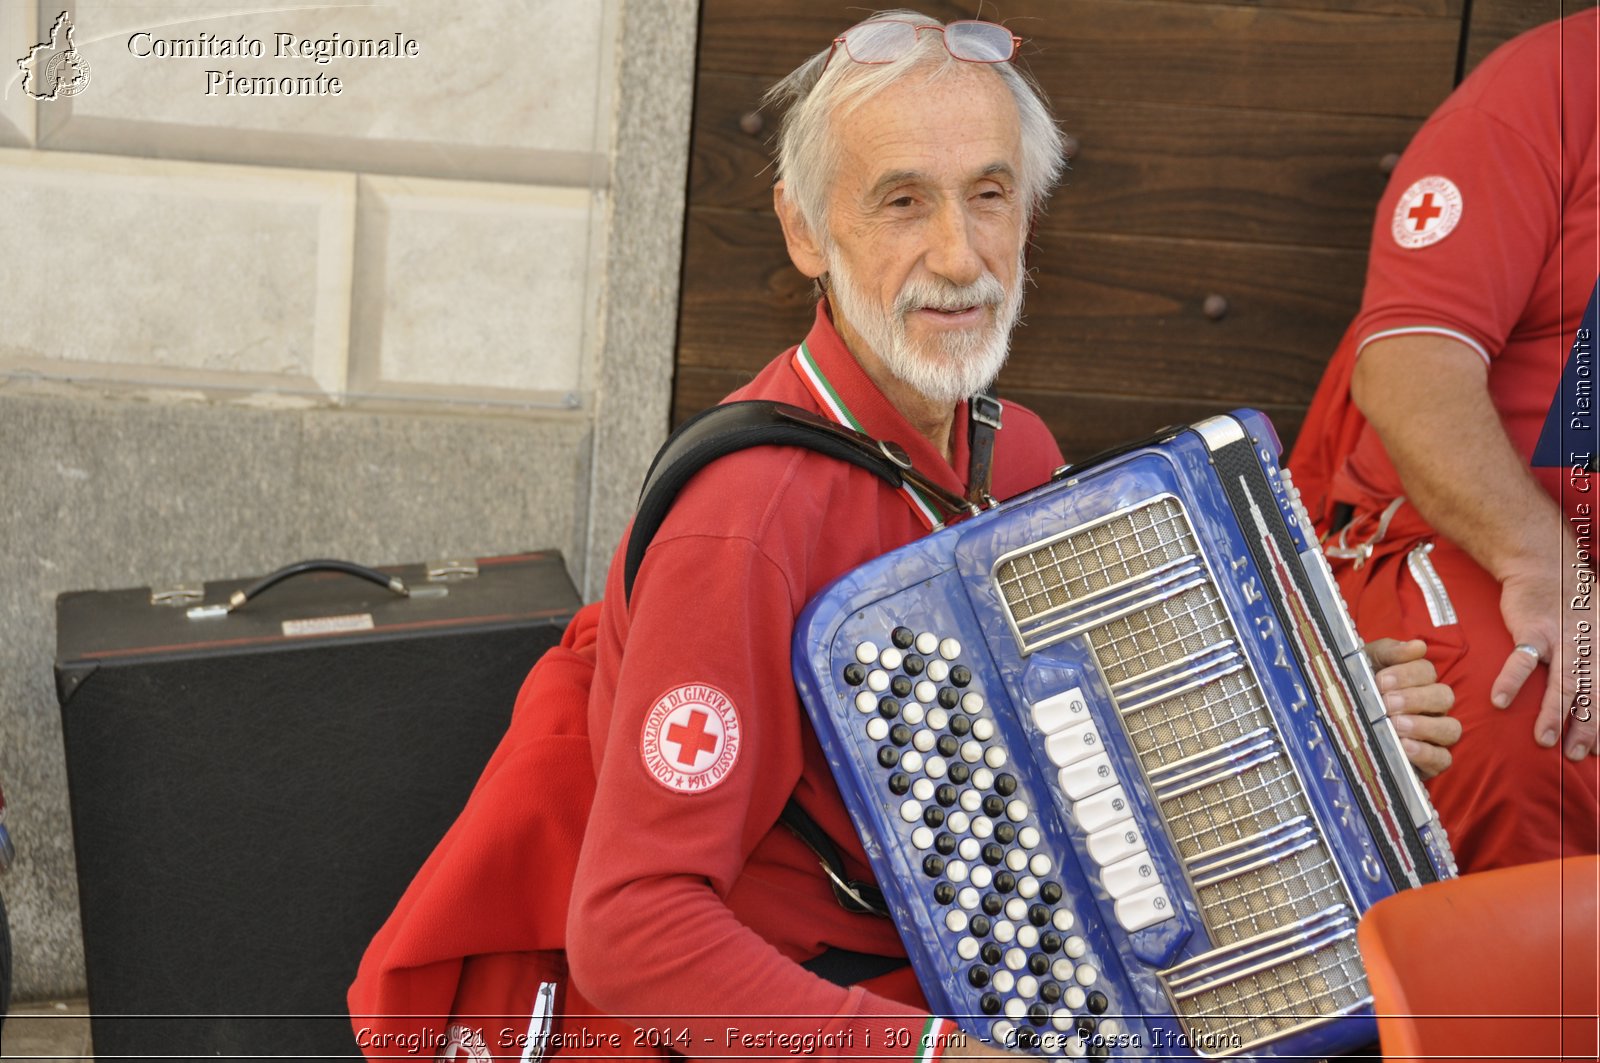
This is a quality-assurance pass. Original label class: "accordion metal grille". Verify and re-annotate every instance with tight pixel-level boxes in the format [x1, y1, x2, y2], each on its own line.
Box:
[994, 495, 1368, 1053]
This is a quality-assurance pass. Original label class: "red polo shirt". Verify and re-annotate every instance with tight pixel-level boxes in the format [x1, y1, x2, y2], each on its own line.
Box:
[567, 302, 1064, 1059]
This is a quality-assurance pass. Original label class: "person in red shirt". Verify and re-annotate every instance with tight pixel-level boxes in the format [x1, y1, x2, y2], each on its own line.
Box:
[562, 12, 1459, 1061]
[1290, 9, 1599, 871]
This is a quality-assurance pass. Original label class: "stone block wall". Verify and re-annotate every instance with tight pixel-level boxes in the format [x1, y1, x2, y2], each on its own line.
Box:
[0, 0, 696, 1000]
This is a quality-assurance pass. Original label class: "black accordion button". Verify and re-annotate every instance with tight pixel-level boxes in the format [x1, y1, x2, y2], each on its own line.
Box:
[1028, 953, 1049, 977]
[923, 806, 945, 828]
[1029, 904, 1051, 927]
[948, 763, 971, 784]
[981, 893, 1003, 916]
[951, 665, 972, 687]
[979, 993, 1001, 1016]
[1040, 881, 1063, 904]
[934, 832, 957, 855]
[1014, 1029, 1040, 1051]
[891, 676, 913, 698]
[967, 965, 990, 988]
[1075, 1017, 1096, 1039]
[843, 663, 866, 686]
[888, 772, 911, 795]
[1028, 1003, 1050, 1027]
[995, 822, 1017, 845]
[878, 698, 901, 719]
[876, 746, 900, 768]
[935, 784, 958, 807]
[980, 942, 1002, 966]
[933, 882, 956, 905]
[982, 795, 1006, 818]
[995, 773, 1018, 797]
[892, 626, 915, 649]
[903, 654, 925, 676]
[936, 735, 960, 757]
[949, 714, 972, 736]
[994, 871, 1017, 894]
[1040, 981, 1062, 1004]
[938, 687, 960, 709]
[981, 843, 1005, 866]
[922, 854, 945, 877]
[969, 915, 992, 938]
[1039, 931, 1062, 954]
[1086, 991, 1108, 1015]
[890, 724, 913, 746]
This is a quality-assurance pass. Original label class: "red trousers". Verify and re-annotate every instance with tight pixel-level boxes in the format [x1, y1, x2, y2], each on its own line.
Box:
[1335, 534, 1600, 871]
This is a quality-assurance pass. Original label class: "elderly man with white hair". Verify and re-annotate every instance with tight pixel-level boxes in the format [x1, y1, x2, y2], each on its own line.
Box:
[565, 11, 1455, 1060]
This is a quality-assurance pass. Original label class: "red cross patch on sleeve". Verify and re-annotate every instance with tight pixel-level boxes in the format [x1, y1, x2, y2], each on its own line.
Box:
[640, 684, 742, 793]
[1391, 175, 1463, 249]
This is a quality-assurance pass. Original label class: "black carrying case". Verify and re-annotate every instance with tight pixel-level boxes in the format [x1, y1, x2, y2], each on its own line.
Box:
[54, 551, 582, 1061]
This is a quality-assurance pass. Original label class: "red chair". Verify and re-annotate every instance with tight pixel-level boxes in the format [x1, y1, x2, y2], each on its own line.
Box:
[1357, 856, 1599, 1062]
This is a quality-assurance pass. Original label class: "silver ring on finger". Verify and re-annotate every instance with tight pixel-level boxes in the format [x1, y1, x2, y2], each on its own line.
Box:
[1514, 643, 1543, 662]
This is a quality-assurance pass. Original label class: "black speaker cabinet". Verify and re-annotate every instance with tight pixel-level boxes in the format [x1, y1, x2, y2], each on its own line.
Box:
[54, 552, 582, 1061]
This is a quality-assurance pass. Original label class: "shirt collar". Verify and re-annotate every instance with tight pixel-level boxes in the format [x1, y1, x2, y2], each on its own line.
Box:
[792, 299, 973, 500]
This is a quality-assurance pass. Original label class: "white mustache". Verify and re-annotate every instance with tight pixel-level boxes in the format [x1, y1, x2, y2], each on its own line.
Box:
[894, 273, 1007, 316]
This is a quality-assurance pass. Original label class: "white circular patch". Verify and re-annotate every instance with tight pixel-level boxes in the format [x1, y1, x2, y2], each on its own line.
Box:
[640, 683, 741, 793]
[1391, 175, 1463, 249]
[437, 1024, 491, 1062]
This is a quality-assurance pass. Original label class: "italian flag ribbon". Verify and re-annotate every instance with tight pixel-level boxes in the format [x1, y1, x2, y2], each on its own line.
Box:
[792, 342, 943, 531]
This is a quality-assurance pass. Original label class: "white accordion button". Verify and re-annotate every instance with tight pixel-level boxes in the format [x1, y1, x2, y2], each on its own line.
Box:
[957, 936, 979, 960]
[973, 718, 996, 741]
[1029, 854, 1052, 877]
[959, 886, 980, 910]
[960, 790, 982, 813]
[1016, 974, 1038, 999]
[1017, 876, 1040, 899]
[1045, 720, 1103, 767]
[926, 707, 948, 729]
[879, 647, 903, 671]
[946, 860, 968, 883]
[915, 680, 938, 704]
[1064, 935, 1087, 959]
[1005, 897, 1028, 921]
[944, 909, 968, 933]
[972, 768, 995, 791]
[1052, 909, 1074, 932]
[867, 670, 889, 692]
[971, 865, 994, 889]
[960, 741, 983, 764]
[1005, 848, 1028, 872]
[855, 691, 877, 714]
[1058, 752, 1118, 800]
[947, 811, 970, 834]
[1030, 687, 1091, 734]
[971, 816, 993, 839]
[1063, 985, 1086, 1009]
[903, 703, 925, 726]
[855, 641, 879, 664]
[1051, 1009, 1074, 1032]
[939, 637, 961, 660]
[1004, 947, 1026, 971]
[1073, 785, 1133, 834]
[912, 778, 934, 801]
[1006, 799, 1029, 823]
[985, 746, 1007, 770]
[1005, 997, 1027, 1021]
[1115, 882, 1175, 932]
[993, 920, 1016, 944]
[899, 800, 921, 823]
[1075, 964, 1098, 986]
[992, 970, 1015, 994]
[866, 718, 889, 741]
[1102, 850, 1161, 900]
[962, 691, 985, 714]
[927, 660, 949, 682]
[1017, 925, 1039, 949]
[925, 755, 947, 779]
[911, 826, 933, 849]
[916, 631, 938, 655]
[1087, 818, 1146, 867]
[900, 751, 924, 774]
[913, 729, 935, 753]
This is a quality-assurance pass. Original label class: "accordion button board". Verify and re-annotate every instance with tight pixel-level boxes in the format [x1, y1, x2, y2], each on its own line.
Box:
[794, 410, 1457, 1060]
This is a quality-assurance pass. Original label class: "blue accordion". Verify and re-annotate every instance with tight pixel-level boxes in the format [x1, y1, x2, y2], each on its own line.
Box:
[793, 410, 1456, 1060]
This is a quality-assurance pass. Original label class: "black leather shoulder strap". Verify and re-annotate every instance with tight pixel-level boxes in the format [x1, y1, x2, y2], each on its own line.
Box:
[624, 400, 931, 604]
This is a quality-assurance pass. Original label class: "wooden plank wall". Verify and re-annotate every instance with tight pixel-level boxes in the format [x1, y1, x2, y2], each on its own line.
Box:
[675, 0, 1593, 461]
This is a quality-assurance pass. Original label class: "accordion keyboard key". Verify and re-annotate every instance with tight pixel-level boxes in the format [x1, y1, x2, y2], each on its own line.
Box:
[1086, 819, 1146, 865]
[1114, 882, 1174, 932]
[1074, 785, 1133, 833]
[1046, 719, 1104, 766]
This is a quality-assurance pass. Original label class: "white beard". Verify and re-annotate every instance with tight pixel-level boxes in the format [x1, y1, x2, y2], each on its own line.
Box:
[826, 252, 1024, 407]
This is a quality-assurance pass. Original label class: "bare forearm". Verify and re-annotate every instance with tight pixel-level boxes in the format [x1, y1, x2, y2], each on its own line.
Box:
[1350, 334, 1565, 581]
